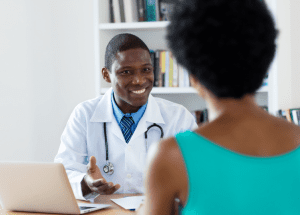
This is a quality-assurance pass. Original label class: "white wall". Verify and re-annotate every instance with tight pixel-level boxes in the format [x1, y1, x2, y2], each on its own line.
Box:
[0, 0, 96, 162]
[276, 0, 300, 109]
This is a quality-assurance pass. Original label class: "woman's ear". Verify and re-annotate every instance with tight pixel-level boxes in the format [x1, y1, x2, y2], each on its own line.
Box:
[102, 68, 111, 83]
[189, 74, 207, 98]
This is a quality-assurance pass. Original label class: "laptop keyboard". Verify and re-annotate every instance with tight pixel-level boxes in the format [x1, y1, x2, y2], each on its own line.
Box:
[79, 206, 96, 210]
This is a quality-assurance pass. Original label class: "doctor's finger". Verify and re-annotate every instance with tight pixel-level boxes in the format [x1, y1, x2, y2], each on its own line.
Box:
[106, 184, 121, 195]
[87, 156, 97, 172]
[92, 178, 106, 187]
[96, 182, 114, 194]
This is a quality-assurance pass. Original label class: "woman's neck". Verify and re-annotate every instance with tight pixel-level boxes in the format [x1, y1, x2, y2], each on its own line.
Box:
[206, 94, 258, 121]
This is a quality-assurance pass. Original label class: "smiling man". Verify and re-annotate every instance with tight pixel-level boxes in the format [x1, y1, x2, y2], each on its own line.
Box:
[54, 33, 197, 200]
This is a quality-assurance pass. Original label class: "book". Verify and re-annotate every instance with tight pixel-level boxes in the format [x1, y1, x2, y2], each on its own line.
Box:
[136, 0, 146, 21]
[124, 0, 138, 22]
[173, 57, 178, 87]
[164, 51, 169, 87]
[194, 110, 202, 125]
[183, 68, 190, 87]
[160, 1, 174, 21]
[292, 110, 299, 125]
[109, 0, 115, 23]
[150, 50, 156, 86]
[156, 0, 161, 21]
[169, 52, 174, 87]
[289, 108, 300, 125]
[262, 73, 268, 86]
[154, 50, 161, 87]
[202, 109, 209, 123]
[285, 108, 300, 124]
[286, 109, 293, 123]
[178, 65, 184, 87]
[112, 0, 121, 23]
[145, 0, 157, 21]
[297, 110, 300, 126]
[260, 106, 268, 112]
[159, 51, 166, 87]
[119, 0, 126, 22]
[277, 109, 287, 120]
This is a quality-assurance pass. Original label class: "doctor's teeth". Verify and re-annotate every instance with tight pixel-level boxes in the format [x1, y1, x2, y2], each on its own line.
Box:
[132, 89, 146, 94]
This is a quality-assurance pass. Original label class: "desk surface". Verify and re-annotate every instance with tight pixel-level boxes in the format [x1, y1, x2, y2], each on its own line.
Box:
[0, 193, 140, 215]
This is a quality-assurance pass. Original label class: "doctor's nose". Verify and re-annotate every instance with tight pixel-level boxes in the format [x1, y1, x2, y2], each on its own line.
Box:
[132, 72, 146, 85]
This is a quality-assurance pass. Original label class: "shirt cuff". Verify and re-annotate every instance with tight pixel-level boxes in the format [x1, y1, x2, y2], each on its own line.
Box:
[70, 172, 87, 200]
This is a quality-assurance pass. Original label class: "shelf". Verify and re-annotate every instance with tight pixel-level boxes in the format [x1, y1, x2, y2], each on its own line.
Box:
[100, 87, 197, 95]
[151, 87, 197, 94]
[99, 21, 170, 31]
[257, 85, 268, 93]
[100, 85, 268, 95]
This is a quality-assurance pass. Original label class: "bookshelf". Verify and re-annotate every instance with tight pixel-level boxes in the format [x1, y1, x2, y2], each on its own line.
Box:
[99, 21, 169, 30]
[95, 0, 275, 113]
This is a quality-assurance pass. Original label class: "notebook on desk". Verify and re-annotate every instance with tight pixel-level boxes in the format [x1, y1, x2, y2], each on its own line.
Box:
[0, 162, 110, 214]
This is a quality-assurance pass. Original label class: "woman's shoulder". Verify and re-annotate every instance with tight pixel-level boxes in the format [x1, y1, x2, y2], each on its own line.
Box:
[194, 112, 300, 157]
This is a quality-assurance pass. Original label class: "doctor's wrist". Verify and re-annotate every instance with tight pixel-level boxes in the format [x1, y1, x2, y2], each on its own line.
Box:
[81, 175, 92, 197]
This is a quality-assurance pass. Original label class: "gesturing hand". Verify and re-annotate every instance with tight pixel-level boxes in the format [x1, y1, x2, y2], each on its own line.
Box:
[83, 156, 121, 195]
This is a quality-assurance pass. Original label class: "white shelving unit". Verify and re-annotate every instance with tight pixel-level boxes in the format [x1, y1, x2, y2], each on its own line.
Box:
[99, 21, 169, 30]
[100, 85, 268, 95]
[96, 0, 275, 112]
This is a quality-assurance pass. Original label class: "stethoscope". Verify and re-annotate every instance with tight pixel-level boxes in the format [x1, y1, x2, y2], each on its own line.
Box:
[102, 122, 164, 175]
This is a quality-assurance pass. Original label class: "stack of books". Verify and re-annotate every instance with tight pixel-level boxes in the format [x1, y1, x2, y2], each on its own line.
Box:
[109, 0, 174, 23]
[277, 108, 300, 126]
[150, 50, 191, 88]
[192, 109, 209, 125]
[262, 73, 268, 87]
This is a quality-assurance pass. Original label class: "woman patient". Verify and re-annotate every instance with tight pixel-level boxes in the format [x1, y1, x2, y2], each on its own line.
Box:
[138, 0, 300, 214]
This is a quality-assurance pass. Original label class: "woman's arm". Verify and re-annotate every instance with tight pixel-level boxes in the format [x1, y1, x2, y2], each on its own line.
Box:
[137, 138, 181, 215]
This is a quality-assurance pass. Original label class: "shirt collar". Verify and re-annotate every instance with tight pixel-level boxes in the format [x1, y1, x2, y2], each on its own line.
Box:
[90, 87, 165, 125]
[111, 90, 148, 125]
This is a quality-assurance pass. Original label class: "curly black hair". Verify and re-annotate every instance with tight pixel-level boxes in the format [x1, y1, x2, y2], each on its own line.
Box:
[105, 33, 150, 72]
[167, 0, 278, 98]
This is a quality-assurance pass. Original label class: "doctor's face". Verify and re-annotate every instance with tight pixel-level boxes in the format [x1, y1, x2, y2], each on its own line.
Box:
[104, 48, 154, 113]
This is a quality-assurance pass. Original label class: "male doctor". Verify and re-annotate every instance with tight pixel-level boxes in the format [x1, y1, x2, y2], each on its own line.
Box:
[54, 33, 197, 200]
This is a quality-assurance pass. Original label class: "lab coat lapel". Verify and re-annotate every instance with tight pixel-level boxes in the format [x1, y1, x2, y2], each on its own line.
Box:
[90, 88, 124, 142]
[129, 94, 165, 143]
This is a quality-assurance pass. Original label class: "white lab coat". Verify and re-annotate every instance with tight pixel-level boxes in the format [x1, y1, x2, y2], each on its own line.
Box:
[54, 88, 197, 200]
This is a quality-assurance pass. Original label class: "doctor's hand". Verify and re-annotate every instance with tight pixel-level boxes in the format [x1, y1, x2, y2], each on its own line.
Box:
[81, 156, 121, 196]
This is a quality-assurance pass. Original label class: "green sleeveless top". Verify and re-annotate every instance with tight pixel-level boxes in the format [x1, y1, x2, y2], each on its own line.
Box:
[175, 130, 300, 215]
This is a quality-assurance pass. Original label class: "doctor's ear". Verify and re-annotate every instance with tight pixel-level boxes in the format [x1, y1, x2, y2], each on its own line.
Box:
[102, 68, 111, 83]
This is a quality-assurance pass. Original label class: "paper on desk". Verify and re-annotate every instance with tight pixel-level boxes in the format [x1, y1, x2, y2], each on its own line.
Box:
[111, 196, 145, 210]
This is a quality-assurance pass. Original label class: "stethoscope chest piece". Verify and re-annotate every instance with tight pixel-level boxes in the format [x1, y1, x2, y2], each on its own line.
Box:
[103, 162, 114, 175]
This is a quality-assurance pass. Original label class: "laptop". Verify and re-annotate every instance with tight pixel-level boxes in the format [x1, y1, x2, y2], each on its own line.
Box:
[0, 162, 111, 214]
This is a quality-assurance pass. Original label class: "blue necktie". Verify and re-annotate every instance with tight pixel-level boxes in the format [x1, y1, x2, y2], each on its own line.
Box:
[120, 116, 134, 143]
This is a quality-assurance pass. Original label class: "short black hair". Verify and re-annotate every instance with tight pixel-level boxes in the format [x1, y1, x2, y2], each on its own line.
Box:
[105, 33, 150, 72]
[167, 0, 278, 98]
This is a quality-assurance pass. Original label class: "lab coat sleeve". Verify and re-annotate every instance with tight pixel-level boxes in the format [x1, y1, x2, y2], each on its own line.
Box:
[178, 107, 198, 133]
[54, 104, 89, 200]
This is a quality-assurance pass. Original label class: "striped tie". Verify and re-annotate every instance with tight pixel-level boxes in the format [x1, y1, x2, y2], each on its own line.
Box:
[120, 116, 134, 143]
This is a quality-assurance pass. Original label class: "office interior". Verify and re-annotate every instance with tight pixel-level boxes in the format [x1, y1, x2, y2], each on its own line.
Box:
[0, 0, 300, 163]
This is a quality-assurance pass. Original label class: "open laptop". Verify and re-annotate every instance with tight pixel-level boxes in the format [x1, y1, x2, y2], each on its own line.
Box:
[0, 162, 110, 214]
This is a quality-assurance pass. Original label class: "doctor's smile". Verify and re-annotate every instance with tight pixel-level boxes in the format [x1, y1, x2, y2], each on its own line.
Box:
[131, 88, 146, 94]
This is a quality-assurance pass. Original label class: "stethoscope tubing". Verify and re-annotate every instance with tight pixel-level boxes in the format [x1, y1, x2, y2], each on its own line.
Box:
[103, 122, 164, 165]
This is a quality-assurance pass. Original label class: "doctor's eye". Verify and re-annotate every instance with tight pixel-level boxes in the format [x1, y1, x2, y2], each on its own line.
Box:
[121, 70, 130, 74]
[143, 67, 152, 72]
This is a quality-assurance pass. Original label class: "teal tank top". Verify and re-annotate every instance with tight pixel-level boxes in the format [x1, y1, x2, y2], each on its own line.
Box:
[175, 130, 300, 215]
